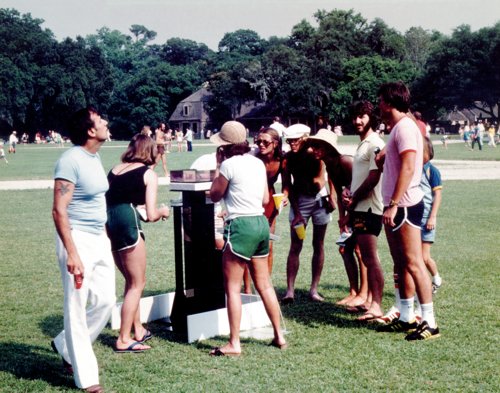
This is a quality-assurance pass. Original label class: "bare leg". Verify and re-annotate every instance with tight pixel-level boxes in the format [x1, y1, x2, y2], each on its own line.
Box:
[399, 223, 433, 304]
[336, 245, 359, 305]
[250, 257, 286, 347]
[211, 248, 245, 355]
[309, 224, 327, 300]
[242, 266, 252, 294]
[422, 242, 438, 277]
[114, 238, 150, 350]
[284, 227, 303, 300]
[356, 234, 384, 318]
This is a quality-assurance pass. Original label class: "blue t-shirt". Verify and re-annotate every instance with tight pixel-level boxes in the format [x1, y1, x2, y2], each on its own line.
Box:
[54, 146, 109, 234]
[420, 161, 442, 218]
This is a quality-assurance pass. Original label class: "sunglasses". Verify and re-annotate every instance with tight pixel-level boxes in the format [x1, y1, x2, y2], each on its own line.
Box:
[256, 139, 272, 147]
[286, 138, 301, 144]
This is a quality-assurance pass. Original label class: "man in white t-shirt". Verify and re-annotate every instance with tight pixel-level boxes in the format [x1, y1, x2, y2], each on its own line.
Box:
[376, 82, 439, 341]
[342, 101, 385, 322]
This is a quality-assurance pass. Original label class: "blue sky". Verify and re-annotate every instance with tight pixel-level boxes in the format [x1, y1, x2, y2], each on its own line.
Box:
[1, 0, 499, 49]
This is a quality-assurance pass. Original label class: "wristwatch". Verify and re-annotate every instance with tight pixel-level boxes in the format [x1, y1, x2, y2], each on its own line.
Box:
[389, 199, 398, 208]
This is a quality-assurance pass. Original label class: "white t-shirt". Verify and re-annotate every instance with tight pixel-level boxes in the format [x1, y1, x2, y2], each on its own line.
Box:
[219, 154, 266, 220]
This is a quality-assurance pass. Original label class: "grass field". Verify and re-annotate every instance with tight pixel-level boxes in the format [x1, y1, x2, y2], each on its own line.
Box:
[0, 140, 499, 392]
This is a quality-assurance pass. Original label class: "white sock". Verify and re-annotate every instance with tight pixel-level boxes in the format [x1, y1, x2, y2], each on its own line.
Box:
[421, 303, 437, 328]
[433, 274, 442, 287]
[399, 297, 415, 322]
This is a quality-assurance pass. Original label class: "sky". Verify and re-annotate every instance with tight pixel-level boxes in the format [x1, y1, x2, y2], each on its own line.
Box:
[1, 0, 499, 50]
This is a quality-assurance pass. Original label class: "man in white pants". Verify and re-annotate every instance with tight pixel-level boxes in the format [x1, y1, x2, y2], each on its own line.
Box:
[51, 107, 116, 393]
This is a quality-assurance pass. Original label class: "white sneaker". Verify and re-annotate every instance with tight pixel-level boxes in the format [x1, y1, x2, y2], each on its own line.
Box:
[374, 306, 400, 324]
[335, 231, 352, 246]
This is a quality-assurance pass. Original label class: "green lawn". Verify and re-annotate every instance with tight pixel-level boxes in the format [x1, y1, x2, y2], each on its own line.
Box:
[0, 143, 498, 392]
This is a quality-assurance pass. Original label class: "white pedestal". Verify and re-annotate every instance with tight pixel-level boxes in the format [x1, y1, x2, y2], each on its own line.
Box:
[110, 293, 271, 343]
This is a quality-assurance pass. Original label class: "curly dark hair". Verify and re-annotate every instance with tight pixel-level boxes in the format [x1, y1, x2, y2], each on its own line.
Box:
[66, 106, 98, 146]
[349, 101, 379, 131]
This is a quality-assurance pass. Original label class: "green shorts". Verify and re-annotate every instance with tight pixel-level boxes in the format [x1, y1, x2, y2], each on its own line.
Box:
[224, 215, 269, 261]
[106, 203, 145, 251]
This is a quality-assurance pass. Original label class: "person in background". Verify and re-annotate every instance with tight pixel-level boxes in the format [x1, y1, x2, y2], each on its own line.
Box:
[153, 123, 169, 177]
[51, 107, 115, 393]
[185, 127, 193, 152]
[0, 141, 8, 163]
[375, 81, 440, 341]
[8, 130, 18, 153]
[106, 134, 170, 353]
[487, 123, 496, 147]
[243, 127, 284, 293]
[175, 129, 184, 152]
[209, 120, 286, 356]
[281, 124, 330, 303]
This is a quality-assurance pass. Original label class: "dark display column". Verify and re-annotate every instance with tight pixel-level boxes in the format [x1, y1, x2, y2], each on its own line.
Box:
[169, 183, 225, 337]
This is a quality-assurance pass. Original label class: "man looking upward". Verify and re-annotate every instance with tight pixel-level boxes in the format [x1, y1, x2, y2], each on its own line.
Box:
[51, 107, 116, 392]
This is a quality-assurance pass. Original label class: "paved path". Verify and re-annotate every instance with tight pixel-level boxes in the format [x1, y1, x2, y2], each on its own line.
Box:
[1, 141, 499, 190]
[1, 159, 499, 190]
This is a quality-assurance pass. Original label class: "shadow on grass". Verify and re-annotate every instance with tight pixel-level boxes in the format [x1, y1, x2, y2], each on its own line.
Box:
[277, 288, 381, 330]
[0, 341, 74, 390]
[39, 314, 64, 338]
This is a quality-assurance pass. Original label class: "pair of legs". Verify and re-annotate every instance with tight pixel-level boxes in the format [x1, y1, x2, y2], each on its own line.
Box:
[153, 152, 169, 177]
[54, 231, 115, 389]
[354, 234, 384, 319]
[215, 248, 286, 355]
[284, 223, 327, 301]
[336, 243, 368, 307]
[113, 237, 150, 351]
[385, 221, 433, 318]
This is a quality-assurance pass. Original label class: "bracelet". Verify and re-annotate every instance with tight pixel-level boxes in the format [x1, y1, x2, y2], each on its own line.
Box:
[389, 199, 398, 207]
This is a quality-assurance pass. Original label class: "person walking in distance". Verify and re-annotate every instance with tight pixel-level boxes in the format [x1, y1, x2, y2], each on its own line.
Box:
[51, 107, 116, 393]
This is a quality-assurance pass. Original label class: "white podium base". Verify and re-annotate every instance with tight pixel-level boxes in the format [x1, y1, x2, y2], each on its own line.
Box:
[110, 293, 271, 343]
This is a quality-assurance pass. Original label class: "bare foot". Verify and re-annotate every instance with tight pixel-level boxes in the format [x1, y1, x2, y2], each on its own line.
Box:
[345, 295, 367, 308]
[336, 294, 356, 306]
[309, 292, 324, 302]
[209, 343, 241, 356]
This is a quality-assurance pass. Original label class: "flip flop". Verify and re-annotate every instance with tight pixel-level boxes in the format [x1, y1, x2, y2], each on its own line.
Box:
[137, 329, 153, 343]
[356, 312, 383, 322]
[269, 339, 288, 350]
[345, 304, 369, 314]
[114, 341, 150, 353]
[209, 347, 241, 357]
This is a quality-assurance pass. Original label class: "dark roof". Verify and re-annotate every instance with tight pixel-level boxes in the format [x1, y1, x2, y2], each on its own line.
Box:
[168, 88, 212, 123]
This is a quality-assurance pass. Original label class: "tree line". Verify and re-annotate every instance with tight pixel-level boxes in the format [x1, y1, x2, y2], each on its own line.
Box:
[0, 8, 499, 139]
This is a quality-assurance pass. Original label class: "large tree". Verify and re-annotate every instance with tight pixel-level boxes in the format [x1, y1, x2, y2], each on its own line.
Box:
[414, 23, 500, 122]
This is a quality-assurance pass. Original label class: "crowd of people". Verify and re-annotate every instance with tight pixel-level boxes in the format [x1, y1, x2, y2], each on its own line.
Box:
[51, 81, 447, 391]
